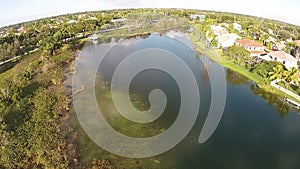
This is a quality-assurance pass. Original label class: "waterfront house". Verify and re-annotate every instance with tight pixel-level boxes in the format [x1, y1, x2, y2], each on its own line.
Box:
[216, 33, 240, 48]
[259, 51, 298, 70]
[235, 38, 266, 57]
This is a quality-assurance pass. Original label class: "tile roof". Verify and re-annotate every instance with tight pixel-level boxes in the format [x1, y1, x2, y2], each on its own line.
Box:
[236, 39, 264, 47]
[250, 50, 266, 55]
[269, 51, 297, 61]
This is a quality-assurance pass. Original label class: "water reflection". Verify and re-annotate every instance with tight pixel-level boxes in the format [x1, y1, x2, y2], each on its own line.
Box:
[226, 69, 248, 85]
[226, 68, 296, 117]
[250, 84, 292, 117]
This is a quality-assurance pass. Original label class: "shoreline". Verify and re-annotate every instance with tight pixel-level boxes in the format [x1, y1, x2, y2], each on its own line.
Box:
[187, 32, 300, 104]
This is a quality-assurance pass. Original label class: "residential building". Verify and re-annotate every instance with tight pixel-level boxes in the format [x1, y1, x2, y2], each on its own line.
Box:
[259, 51, 298, 70]
[268, 29, 274, 35]
[216, 33, 240, 48]
[190, 14, 205, 22]
[233, 22, 242, 32]
[235, 38, 266, 57]
[211, 25, 229, 36]
[67, 20, 78, 24]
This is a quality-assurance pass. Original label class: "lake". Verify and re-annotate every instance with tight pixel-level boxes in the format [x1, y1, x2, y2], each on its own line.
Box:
[71, 30, 300, 169]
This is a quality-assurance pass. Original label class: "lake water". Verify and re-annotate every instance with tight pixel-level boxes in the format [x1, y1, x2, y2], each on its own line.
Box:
[71, 30, 300, 169]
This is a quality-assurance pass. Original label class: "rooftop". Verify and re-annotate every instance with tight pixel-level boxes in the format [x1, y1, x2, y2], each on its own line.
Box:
[269, 51, 297, 61]
[250, 50, 266, 55]
[211, 25, 228, 35]
[216, 33, 240, 40]
[236, 39, 264, 47]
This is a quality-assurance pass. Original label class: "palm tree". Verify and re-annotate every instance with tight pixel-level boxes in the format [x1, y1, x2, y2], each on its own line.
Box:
[268, 65, 284, 81]
[283, 67, 299, 85]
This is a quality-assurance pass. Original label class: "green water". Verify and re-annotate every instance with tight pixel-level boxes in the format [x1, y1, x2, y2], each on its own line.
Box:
[70, 31, 300, 169]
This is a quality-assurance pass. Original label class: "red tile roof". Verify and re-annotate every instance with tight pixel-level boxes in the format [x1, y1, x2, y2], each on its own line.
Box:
[236, 39, 264, 47]
[269, 51, 297, 61]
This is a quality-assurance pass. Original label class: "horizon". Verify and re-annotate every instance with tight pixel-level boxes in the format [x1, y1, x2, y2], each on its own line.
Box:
[0, 0, 300, 28]
[1, 8, 299, 29]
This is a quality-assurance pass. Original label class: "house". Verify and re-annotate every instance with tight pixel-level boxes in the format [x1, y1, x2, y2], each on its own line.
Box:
[268, 29, 274, 35]
[233, 22, 242, 32]
[235, 39, 266, 57]
[211, 25, 229, 36]
[67, 20, 78, 24]
[190, 14, 205, 22]
[259, 51, 298, 70]
[216, 33, 240, 48]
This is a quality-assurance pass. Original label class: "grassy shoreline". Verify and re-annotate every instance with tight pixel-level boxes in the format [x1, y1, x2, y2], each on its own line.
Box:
[188, 33, 300, 103]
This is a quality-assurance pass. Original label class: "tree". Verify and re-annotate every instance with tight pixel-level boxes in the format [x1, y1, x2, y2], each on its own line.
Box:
[259, 34, 269, 45]
[252, 63, 268, 78]
[283, 67, 299, 85]
[228, 23, 235, 33]
[277, 30, 291, 40]
[285, 42, 297, 55]
[268, 65, 284, 81]
[0, 79, 20, 105]
[291, 46, 300, 59]
[225, 45, 250, 65]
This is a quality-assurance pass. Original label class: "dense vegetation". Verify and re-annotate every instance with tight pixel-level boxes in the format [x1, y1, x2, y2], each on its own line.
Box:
[0, 46, 77, 168]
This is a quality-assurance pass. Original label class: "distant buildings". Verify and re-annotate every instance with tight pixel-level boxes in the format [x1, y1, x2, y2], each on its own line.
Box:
[233, 22, 242, 32]
[235, 39, 266, 57]
[67, 20, 78, 24]
[268, 29, 274, 35]
[17, 26, 26, 34]
[190, 14, 205, 22]
[259, 51, 298, 70]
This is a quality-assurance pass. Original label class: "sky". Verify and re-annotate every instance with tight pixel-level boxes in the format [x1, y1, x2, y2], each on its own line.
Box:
[0, 0, 299, 27]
